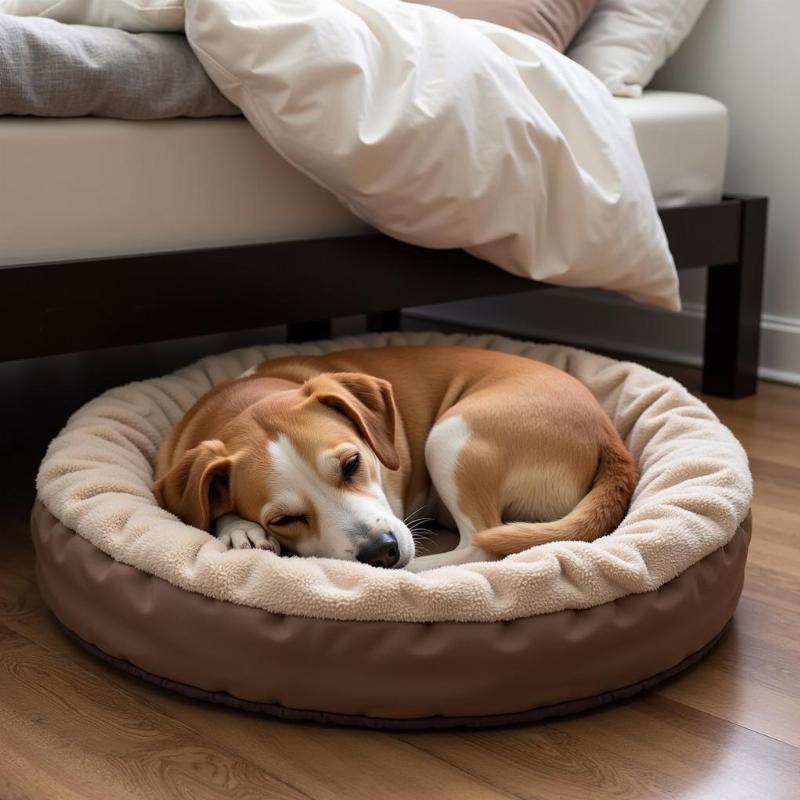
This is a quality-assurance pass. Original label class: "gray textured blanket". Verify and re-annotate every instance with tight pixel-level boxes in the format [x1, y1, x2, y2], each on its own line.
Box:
[0, 13, 239, 119]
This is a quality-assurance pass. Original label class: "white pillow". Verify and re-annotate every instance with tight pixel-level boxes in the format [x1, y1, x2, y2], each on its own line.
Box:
[0, 0, 184, 31]
[567, 0, 709, 97]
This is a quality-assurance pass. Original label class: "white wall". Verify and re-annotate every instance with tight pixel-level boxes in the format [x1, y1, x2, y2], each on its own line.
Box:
[413, 0, 800, 384]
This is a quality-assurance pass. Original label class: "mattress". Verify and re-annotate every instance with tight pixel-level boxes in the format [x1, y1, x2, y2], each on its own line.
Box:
[0, 91, 727, 267]
[617, 92, 729, 209]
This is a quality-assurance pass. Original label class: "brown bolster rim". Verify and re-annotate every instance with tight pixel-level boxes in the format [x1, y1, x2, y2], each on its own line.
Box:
[31, 500, 750, 728]
[60, 622, 731, 730]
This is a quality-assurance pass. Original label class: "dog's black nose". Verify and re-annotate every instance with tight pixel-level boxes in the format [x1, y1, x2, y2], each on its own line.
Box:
[357, 531, 400, 568]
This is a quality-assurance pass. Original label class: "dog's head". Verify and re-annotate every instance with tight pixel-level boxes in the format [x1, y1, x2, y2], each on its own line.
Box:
[154, 372, 414, 568]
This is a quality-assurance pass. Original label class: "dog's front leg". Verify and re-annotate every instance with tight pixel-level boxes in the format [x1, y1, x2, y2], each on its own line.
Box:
[215, 513, 281, 554]
[406, 416, 501, 572]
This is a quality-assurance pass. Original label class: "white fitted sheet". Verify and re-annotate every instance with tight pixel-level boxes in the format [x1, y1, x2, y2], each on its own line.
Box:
[0, 91, 727, 267]
[618, 91, 728, 208]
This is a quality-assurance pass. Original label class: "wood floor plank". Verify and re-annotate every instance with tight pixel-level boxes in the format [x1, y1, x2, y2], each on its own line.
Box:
[732, 597, 800, 658]
[126, 690, 519, 800]
[656, 645, 800, 749]
[0, 625, 309, 800]
[741, 561, 800, 616]
[1, 747, 87, 800]
[399, 694, 800, 800]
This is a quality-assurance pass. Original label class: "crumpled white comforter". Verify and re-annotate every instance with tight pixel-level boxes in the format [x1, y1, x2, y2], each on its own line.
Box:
[2, 0, 680, 309]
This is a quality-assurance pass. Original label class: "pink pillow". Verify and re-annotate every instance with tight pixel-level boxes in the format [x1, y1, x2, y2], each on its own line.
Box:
[406, 0, 597, 52]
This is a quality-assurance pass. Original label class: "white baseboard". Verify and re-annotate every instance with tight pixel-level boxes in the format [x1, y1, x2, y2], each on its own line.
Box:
[410, 289, 800, 387]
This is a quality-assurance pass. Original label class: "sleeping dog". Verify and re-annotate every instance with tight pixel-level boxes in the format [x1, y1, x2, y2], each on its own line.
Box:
[153, 346, 637, 570]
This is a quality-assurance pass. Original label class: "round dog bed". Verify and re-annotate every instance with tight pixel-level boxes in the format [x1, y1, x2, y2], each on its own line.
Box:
[32, 332, 752, 728]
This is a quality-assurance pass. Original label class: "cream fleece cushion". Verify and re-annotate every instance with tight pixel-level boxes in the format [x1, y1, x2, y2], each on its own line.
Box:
[36, 332, 752, 624]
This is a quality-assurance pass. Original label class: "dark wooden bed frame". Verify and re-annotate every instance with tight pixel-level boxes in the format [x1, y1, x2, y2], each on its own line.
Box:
[1, 194, 766, 397]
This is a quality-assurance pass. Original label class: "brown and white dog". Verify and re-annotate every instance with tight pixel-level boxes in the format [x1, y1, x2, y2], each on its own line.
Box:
[153, 346, 637, 570]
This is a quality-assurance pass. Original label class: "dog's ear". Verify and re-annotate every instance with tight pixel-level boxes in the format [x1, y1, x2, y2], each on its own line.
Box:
[153, 440, 233, 530]
[308, 372, 400, 470]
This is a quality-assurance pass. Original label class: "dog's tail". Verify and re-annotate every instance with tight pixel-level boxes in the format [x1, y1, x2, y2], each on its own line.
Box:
[473, 420, 638, 557]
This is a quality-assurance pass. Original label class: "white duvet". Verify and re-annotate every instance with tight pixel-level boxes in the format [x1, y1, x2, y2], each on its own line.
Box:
[3, 0, 680, 308]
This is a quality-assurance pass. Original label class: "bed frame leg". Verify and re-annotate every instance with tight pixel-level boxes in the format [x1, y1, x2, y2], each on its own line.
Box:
[286, 319, 333, 343]
[366, 310, 403, 333]
[702, 196, 767, 398]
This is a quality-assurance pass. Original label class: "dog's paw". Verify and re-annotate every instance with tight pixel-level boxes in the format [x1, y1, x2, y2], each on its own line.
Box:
[216, 515, 281, 555]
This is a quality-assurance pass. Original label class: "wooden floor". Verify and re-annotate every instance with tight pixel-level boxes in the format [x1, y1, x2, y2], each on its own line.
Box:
[1, 366, 799, 800]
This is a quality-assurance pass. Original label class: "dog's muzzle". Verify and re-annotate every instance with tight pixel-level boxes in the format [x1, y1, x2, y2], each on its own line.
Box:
[357, 531, 400, 568]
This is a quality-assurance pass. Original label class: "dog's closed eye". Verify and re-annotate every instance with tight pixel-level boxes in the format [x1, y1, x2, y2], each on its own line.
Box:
[341, 453, 360, 480]
[271, 514, 307, 527]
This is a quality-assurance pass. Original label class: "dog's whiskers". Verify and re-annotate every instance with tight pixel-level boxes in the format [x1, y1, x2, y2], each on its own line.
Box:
[406, 513, 434, 526]
[403, 505, 432, 526]
[405, 506, 439, 553]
